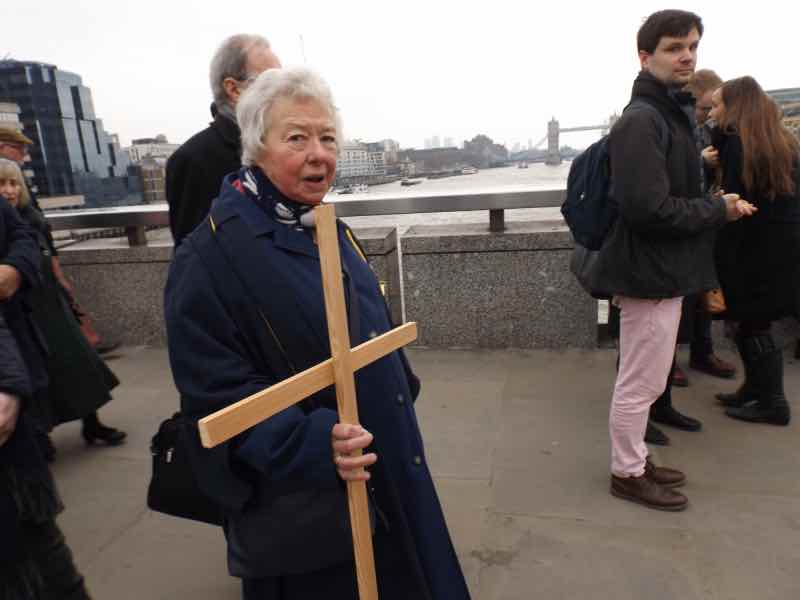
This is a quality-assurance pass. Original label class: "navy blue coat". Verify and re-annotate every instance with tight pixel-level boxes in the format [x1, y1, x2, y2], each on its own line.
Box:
[165, 172, 470, 599]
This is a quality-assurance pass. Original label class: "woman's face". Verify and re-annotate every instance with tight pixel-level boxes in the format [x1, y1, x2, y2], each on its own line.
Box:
[256, 96, 338, 205]
[0, 178, 21, 207]
[709, 87, 726, 125]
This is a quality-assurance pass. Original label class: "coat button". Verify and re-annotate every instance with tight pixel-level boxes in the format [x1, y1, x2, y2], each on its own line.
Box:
[396, 393, 405, 405]
[413, 455, 422, 466]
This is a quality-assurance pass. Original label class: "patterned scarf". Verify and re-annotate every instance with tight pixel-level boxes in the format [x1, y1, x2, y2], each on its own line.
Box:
[238, 166, 316, 230]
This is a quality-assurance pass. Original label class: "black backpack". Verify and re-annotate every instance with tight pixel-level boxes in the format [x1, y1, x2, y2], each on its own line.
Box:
[562, 100, 670, 250]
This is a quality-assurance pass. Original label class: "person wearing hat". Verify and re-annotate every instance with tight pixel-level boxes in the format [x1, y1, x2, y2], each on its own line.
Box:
[0, 127, 34, 163]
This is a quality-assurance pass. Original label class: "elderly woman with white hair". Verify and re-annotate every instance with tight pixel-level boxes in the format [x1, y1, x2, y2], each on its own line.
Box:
[164, 67, 470, 600]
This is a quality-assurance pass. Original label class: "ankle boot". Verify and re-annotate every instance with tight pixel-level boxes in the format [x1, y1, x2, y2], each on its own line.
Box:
[650, 379, 703, 431]
[81, 412, 127, 446]
[610, 473, 688, 511]
[716, 332, 757, 408]
[726, 333, 791, 426]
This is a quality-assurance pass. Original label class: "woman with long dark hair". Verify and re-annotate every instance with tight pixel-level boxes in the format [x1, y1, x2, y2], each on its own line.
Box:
[708, 76, 800, 425]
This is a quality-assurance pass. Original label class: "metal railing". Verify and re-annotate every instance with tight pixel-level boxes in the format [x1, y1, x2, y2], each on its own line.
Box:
[45, 185, 567, 246]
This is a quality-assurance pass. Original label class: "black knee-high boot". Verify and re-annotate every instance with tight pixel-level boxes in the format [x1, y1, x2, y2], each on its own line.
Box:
[726, 333, 791, 425]
[716, 332, 758, 408]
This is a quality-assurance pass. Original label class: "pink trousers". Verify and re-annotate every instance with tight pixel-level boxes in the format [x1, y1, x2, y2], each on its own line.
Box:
[610, 296, 683, 477]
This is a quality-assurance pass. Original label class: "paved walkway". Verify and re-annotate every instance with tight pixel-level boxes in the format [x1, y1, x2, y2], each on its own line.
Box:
[50, 346, 800, 599]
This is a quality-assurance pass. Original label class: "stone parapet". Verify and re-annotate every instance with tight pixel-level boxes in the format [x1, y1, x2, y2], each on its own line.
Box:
[58, 228, 403, 347]
[401, 221, 596, 349]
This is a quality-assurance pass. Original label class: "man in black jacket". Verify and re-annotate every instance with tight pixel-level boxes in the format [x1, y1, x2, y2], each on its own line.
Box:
[166, 34, 281, 246]
[595, 10, 755, 511]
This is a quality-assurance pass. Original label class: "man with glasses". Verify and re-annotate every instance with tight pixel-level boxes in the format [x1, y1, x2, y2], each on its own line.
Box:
[166, 34, 281, 246]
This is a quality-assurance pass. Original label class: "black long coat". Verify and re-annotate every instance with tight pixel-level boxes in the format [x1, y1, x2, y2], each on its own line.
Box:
[165, 105, 241, 246]
[165, 171, 470, 599]
[18, 205, 118, 426]
[713, 132, 800, 322]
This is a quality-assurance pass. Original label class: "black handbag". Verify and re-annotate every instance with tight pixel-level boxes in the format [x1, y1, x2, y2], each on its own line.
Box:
[147, 413, 224, 526]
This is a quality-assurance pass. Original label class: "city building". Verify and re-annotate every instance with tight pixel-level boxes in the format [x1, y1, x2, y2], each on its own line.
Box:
[337, 140, 372, 180]
[443, 137, 454, 148]
[398, 147, 467, 174]
[768, 87, 800, 138]
[0, 101, 22, 130]
[380, 139, 400, 164]
[768, 87, 800, 107]
[0, 60, 140, 207]
[137, 156, 168, 204]
[127, 135, 179, 163]
[365, 142, 387, 177]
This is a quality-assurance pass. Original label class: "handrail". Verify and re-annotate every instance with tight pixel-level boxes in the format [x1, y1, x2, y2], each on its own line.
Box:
[44, 185, 567, 245]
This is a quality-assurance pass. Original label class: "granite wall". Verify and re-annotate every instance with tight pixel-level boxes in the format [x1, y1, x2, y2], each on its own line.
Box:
[58, 228, 401, 348]
[401, 221, 596, 349]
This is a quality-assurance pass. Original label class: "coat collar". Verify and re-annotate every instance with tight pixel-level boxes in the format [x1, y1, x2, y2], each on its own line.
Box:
[210, 109, 241, 150]
[631, 71, 695, 130]
[214, 172, 321, 260]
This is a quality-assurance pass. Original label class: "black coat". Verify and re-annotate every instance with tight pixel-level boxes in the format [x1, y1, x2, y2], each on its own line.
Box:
[18, 205, 118, 426]
[594, 72, 727, 299]
[165, 171, 470, 598]
[165, 106, 241, 246]
[713, 132, 800, 321]
[0, 205, 61, 583]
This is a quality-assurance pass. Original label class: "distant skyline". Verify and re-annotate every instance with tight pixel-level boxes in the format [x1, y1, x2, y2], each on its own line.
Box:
[2, 1, 797, 150]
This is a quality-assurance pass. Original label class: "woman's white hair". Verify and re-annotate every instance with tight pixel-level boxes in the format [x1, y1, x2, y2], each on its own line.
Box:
[209, 34, 271, 108]
[237, 66, 342, 167]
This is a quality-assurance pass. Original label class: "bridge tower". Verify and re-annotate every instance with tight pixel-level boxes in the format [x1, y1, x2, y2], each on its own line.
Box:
[546, 118, 561, 165]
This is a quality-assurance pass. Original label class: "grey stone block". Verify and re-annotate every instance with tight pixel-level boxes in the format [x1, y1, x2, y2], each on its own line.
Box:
[60, 246, 172, 347]
[58, 227, 402, 347]
[401, 222, 596, 349]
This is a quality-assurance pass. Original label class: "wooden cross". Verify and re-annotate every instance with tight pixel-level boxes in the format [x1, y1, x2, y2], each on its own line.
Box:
[197, 203, 417, 600]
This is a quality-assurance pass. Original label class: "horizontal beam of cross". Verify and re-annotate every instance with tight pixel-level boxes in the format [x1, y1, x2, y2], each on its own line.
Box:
[198, 322, 418, 448]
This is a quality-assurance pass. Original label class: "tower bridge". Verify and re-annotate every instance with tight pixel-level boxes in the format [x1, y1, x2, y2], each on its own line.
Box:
[532, 114, 619, 165]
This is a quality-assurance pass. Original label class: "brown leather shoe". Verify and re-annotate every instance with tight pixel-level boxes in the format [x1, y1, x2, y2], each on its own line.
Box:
[645, 456, 686, 487]
[610, 474, 688, 511]
[671, 364, 689, 387]
[690, 353, 737, 379]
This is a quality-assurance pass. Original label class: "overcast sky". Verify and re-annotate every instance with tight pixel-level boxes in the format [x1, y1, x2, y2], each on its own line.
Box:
[2, 1, 797, 150]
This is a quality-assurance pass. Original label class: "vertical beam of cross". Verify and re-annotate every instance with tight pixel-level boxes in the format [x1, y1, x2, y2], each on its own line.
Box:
[315, 203, 379, 600]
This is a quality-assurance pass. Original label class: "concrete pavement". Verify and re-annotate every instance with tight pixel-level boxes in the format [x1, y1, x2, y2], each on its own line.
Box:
[50, 346, 800, 599]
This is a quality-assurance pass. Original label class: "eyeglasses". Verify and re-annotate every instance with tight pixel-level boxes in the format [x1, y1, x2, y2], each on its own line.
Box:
[698, 106, 712, 113]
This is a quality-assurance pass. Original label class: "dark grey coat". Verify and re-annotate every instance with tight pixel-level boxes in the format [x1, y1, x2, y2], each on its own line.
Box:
[593, 72, 727, 299]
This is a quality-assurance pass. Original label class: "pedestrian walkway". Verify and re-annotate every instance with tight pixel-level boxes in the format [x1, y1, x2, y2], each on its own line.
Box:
[51, 346, 800, 599]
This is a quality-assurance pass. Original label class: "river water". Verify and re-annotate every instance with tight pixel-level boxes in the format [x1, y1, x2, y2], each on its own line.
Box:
[334, 162, 571, 231]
